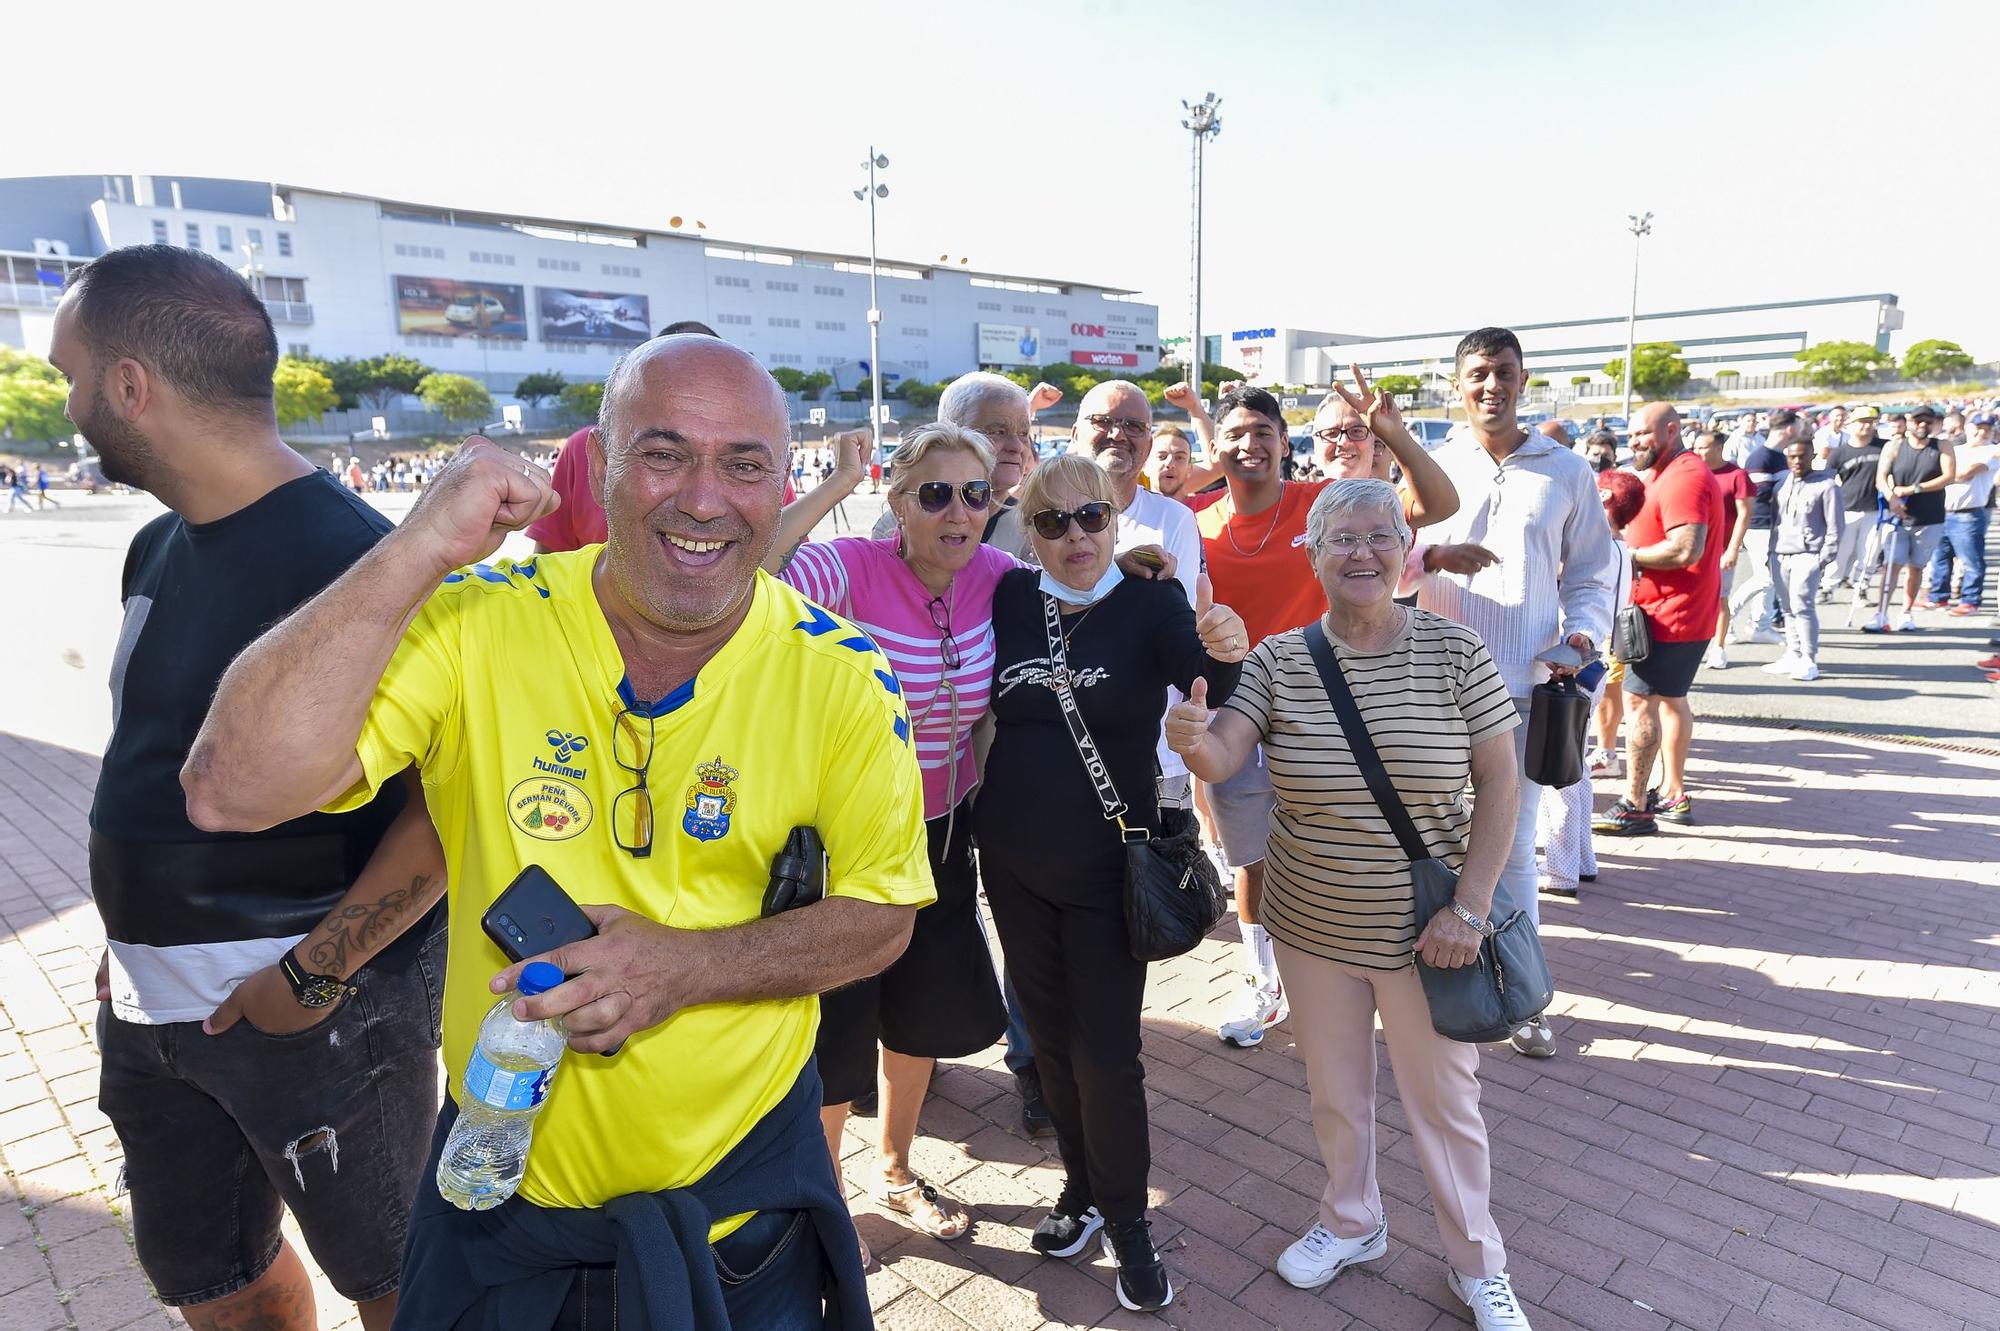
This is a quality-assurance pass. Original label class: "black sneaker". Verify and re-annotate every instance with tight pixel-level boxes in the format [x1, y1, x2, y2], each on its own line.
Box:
[1100, 1217, 1174, 1311]
[1031, 1189, 1103, 1258]
[1015, 1065, 1054, 1138]
[1647, 787, 1694, 824]
[1592, 797, 1656, 836]
[850, 1087, 878, 1117]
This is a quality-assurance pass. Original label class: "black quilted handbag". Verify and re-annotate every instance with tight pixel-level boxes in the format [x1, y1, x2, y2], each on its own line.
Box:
[1041, 594, 1227, 962]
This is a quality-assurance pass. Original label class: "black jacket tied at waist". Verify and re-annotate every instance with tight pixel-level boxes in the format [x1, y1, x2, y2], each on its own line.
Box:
[392, 1060, 867, 1331]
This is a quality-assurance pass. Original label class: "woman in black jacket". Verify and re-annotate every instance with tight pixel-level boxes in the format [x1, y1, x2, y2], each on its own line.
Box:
[974, 454, 1246, 1313]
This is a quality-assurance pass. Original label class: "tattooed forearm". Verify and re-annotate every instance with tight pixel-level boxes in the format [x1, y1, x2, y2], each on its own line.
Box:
[306, 873, 437, 977]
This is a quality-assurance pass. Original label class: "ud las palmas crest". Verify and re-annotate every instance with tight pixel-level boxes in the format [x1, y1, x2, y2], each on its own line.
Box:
[683, 756, 740, 842]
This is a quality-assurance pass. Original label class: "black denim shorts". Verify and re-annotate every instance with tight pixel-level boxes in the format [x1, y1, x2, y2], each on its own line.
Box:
[96, 913, 446, 1306]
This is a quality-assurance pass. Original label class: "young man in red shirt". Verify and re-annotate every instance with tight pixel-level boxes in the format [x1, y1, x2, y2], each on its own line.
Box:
[1596, 403, 1725, 835]
[1698, 428, 1754, 669]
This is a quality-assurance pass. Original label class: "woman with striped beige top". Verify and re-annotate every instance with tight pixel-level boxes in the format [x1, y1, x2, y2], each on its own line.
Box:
[1165, 477, 1535, 1331]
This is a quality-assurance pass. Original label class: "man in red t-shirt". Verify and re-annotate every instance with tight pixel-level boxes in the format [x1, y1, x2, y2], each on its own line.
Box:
[1596, 403, 1724, 836]
[1698, 428, 1755, 668]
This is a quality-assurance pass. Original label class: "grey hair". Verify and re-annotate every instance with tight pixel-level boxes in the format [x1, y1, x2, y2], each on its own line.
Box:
[1304, 477, 1411, 552]
[937, 372, 1027, 428]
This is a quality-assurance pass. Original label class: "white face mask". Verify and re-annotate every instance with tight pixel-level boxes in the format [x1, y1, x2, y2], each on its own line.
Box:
[1039, 564, 1123, 607]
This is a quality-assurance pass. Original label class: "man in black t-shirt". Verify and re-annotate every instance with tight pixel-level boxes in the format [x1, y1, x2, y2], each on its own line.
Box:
[49, 245, 446, 1330]
[1725, 408, 1793, 643]
[1827, 405, 1887, 596]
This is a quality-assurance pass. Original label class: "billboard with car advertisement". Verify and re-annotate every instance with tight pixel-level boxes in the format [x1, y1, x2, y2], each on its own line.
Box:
[977, 322, 1040, 365]
[393, 276, 527, 339]
[536, 287, 652, 344]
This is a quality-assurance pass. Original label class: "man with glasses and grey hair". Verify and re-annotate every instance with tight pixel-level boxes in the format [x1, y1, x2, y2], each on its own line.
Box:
[872, 371, 1059, 558]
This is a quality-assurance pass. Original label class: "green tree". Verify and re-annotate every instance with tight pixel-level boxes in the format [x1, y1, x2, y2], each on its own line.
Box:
[1569, 375, 1592, 388]
[1902, 338, 1975, 381]
[1526, 376, 1549, 389]
[0, 348, 60, 382]
[1601, 343, 1691, 398]
[559, 380, 605, 423]
[1713, 368, 1740, 379]
[900, 379, 944, 409]
[799, 370, 833, 401]
[311, 356, 370, 410]
[416, 372, 494, 427]
[1795, 340, 1891, 388]
[513, 371, 567, 408]
[1375, 373, 1423, 399]
[0, 372, 70, 443]
[272, 357, 337, 429]
[357, 354, 434, 410]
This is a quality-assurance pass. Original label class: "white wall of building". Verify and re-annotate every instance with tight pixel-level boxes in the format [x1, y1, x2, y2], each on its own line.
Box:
[31, 183, 1159, 398]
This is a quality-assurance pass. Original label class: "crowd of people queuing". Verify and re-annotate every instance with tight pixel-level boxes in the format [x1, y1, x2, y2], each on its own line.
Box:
[51, 240, 1992, 1331]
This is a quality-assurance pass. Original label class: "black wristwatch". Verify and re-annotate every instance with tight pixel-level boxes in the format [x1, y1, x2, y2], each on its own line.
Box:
[278, 948, 352, 1009]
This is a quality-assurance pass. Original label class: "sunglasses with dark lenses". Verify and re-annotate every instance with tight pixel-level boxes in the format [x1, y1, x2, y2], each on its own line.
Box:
[612, 706, 655, 859]
[913, 480, 992, 513]
[1030, 502, 1114, 540]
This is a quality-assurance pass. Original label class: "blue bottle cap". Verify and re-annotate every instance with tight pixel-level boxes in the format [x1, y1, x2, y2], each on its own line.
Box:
[518, 961, 565, 997]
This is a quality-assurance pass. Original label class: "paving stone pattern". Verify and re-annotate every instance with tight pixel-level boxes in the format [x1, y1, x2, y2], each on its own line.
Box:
[1, 724, 1997, 1330]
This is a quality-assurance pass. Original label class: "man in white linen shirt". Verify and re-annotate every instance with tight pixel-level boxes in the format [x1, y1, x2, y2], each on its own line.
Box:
[1398, 327, 1616, 1061]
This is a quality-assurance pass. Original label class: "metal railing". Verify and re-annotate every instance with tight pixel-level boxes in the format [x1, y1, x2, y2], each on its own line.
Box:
[263, 299, 313, 324]
[0, 282, 64, 309]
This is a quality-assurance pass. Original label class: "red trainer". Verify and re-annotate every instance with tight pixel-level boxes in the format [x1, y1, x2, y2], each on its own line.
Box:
[1978, 656, 2000, 670]
[1951, 604, 1976, 617]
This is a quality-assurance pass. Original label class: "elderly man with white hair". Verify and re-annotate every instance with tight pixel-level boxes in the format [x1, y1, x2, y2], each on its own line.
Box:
[870, 371, 1055, 557]
[1168, 477, 1535, 1331]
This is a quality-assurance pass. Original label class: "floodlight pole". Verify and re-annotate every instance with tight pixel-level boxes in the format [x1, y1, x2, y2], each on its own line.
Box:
[857, 149, 889, 461]
[1181, 94, 1221, 401]
[1621, 211, 1653, 424]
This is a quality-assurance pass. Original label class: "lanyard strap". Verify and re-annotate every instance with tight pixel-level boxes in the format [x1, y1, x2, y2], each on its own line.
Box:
[1301, 620, 1435, 865]
[1041, 593, 1147, 841]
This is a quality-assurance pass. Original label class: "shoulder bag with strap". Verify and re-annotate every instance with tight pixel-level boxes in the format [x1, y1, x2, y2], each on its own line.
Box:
[1301, 620, 1555, 1043]
[1040, 592, 1226, 962]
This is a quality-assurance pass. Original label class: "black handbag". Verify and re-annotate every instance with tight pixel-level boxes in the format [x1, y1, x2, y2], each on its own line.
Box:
[1611, 603, 1652, 664]
[1041, 593, 1227, 962]
[1302, 621, 1556, 1043]
[1523, 676, 1590, 790]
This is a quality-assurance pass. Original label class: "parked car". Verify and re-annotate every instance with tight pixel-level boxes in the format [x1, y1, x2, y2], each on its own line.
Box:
[1404, 417, 1455, 450]
[445, 293, 509, 327]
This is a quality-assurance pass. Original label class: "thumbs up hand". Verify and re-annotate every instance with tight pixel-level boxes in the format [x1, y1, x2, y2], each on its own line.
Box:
[1165, 676, 1215, 756]
[1195, 590, 1248, 662]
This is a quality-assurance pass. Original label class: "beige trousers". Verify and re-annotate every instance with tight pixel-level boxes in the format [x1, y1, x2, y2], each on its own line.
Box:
[1274, 940, 1508, 1277]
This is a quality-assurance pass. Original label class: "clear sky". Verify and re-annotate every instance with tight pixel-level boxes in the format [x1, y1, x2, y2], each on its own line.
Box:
[21, 0, 1999, 361]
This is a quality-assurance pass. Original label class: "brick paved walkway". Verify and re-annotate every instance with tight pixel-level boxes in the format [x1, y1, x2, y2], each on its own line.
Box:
[2, 722, 1997, 1331]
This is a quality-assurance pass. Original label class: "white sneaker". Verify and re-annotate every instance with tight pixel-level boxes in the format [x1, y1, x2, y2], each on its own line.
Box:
[1759, 653, 1800, 675]
[1448, 1269, 1534, 1330]
[1217, 978, 1287, 1048]
[1858, 609, 1887, 632]
[1734, 625, 1783, 645]
[1703, 644, 1729, 669]
[1275, 1218, 1387, 1289]
[1790, 660, 1820, 681]
[1896, 613, 1917, 632]
[1586, 748, 1620, 779]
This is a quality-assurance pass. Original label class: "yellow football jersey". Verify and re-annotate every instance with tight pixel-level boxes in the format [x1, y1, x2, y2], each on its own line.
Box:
[327, 549, 933, 1220]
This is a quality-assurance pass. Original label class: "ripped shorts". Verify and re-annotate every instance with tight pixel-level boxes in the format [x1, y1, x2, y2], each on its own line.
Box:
[95, 915, 445, 1307]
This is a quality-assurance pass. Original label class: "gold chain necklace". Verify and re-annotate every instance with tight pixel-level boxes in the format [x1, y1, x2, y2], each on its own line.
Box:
[1225, 481, 1287, 558]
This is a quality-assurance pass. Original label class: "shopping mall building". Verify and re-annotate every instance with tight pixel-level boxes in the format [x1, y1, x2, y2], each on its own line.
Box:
[0, 174, 1161, 396]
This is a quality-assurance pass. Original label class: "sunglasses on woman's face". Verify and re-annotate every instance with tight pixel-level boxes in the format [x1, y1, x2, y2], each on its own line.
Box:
[912, 480, 992, 513]
[1030, 502, 1114, 540]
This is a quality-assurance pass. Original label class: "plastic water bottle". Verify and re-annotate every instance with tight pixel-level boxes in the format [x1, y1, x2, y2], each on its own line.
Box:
[436, 960, 568, 1210]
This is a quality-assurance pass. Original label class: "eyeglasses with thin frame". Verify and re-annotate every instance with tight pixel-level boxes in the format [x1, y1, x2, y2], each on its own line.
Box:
[911, 479, 992, 513]
[1084, 413, 1149, 437]
[1314, 424, 1374, 446]
[1317, 530, 1402, 557]
[612, 706, 655, 859]
[1030, 502, 1114, 541]
[927, 595, 962, 671]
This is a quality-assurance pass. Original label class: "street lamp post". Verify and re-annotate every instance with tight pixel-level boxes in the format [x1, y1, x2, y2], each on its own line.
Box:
[1620, 211, 1653, 424]
[1180, 94, 1221, 402]
[853, 150, 890, 463]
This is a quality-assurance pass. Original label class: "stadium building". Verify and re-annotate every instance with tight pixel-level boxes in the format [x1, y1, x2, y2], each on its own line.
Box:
[1221, 294, 1905, 391]
[0, 174, 1161, 398]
